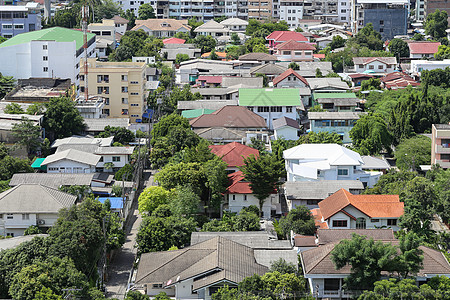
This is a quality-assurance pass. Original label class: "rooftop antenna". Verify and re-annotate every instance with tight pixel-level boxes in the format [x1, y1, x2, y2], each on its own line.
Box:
[81, 5, 89, 101]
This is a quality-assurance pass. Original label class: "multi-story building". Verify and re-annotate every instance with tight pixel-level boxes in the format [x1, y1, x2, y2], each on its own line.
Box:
[80, 58, 148, 123]
[88, 19, 116, 57]
[248, 0, 273, 20]
[0, 3, 41, 38]
[280, 0, 304, 28]
[302, 0, 339, 23]
[0, 27, 96, 88]
[416, 0, 425, 21]
[338, 0, 351, 24]
[431, 124, 450, 169]
[424, 0, 450, 23]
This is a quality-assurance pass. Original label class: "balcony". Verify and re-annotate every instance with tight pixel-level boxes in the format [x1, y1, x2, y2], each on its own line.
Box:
[437, 145, 450, 154]
[436, 160, 450, 168]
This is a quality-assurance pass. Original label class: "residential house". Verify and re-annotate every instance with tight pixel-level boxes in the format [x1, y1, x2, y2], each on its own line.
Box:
[361, 156, 391, 174]
[191, 87, 240, 100]
[111, 15, 128, 36]
[238, 88, 305, 129]
[42, 149, 101, 174]
[272, 68, 309, 88]
[51, 136, 113, 148]
[315, 34, 348, 49]
[177, 99, 239, 111]
[431, 124, 450, 169]
[352, 57, 397, 74]
[88, 19, 116, 57]
[237, 53, 278, 68]
[4, 78, 73, 103]
[347, 73, 374, 87]
[315, 97, 359, 112]
[313, 188, 403, 230]
[283, 144, 382, 187]
[181, 109, 216, 119]
[209, 142, 259, 173]
[176, 59, 235, 85]
[220, 18, 248, 33]
[222, 77, 263, 88]
[249, 64, 287, 80]
[0, 184, 76, 237]
[410, 59, 450, 76]
[283, 180, 364, 210]
[79, 58, 148, 123]
[274, 40, 316, 62]
[0, 27, 96, 87]
[307, 78, 349, 93]
[131, 19, 191, 37]
[225, 171, 278, 218]
[161, 44, 202, 62]
[0, 3, 41, 38]
[308, 111, 365, 144]
[9, 173, 95, 189]
[134, 237, 268, 297]
[163, 37, 186, 45]
[195, 76, 222, 88]
[266, 31, 308, 48]
[380, 72, 420, 89]
[312, 92, 357, 104]
[194, 20, 230, 38]
[94, 146, 135, 172]
[0, 113, 43, 145]
[408, 42, 441, 59]
[82, 118, 129, 136]
[276, 61, 333, 78]
[273, 117, 301, 140]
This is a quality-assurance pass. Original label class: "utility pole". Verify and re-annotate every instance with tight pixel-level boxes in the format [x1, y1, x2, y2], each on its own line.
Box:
[81, 5, 89, 101]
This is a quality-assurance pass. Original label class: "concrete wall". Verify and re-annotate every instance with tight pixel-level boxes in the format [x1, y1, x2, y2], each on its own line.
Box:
[46, 159, 96, 173]
[1, 212, 59, 237]
[354, 60, 395, 73]
[363, 7, 407, 40]
[227, 193, 274, 218]
[274, 126, 299, 140]
[279, 5, 304, 28]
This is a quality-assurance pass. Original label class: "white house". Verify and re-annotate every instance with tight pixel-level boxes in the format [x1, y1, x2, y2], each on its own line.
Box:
[0, 184, 76, 237]
[220, 18, 248, 33]
[410, 59, 450, 76]
[352, 57, 397, 74]
[194, 20, 230, 38]
[0, 27, 96, 88]
[408, 42, 440, 59]
[283, 144, 381, 188]
[42, 149, 100, 174]
[112, 15, 128, 36]
[273, 117, 300, 140]
[94, 146, 134, 172]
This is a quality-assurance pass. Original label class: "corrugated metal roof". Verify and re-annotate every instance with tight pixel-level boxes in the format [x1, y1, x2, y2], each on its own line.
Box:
[239, 88, 303, 107]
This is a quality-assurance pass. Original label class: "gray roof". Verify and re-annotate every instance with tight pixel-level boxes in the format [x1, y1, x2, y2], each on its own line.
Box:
[222, 76, 263, 88]
[308, 111, 365, 120]
[190, 231, 292, 250]
[83, 118, 129, 132]
[56, 144, 100, 153]
[434, 124, 450, 130]
[239, 53, 277, 61]
[194, 20, 229, 33]
[273, 117, 300, 130]
[0, 234, 48, 251]
[317, 229, 395, 245]
[276, 61, 332, 72]
[0, 184, 76, 213]
[161, 48, 201, 60]
[193, 127, 247, 142]
[0, 113, 42, 130]
[9, 173, 94, 188]
[361, 155, 391, 170]
[191, 87, 239, 96]
[316, 98, 359, 106]
[353, 57, 397, 65]
[136, 237, 268, 290]
[254, 249, 298, 268]
[220, 18, 249, 26]
[306, 78, 349, 90]
[283, 180, 364, 200]
[95, 146, 135, 155]
[250, 63, 287, 75]
[42, 149, 101, 166]
[178, 100, 239, 110]
[298, 87, 312, 96]
[52, 136, 113, 148]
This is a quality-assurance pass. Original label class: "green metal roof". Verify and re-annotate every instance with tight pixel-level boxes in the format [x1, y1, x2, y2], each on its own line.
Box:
[313, 92, 358, 99]
[31, 157, 47, 171]
[181, 109, 215, 119]
[239, 88, 301, 107]
[0, 27, 96, 49]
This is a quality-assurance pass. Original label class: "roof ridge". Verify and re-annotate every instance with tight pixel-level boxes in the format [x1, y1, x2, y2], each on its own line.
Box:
[139, 249, 189, 283]
[40, 184, 76, 207]
[421, 246, 450, 271]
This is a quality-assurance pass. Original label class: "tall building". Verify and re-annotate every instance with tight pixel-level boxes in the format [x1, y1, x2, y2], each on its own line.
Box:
[279, 0, 304, 28]
[0, 3, 42, 38]
[79, 58, 148, 124]
[424, 0, 450, 23]
[431, 124, 450, 169]
[416, 0, 425, 21]
[302, 0, 339, 23]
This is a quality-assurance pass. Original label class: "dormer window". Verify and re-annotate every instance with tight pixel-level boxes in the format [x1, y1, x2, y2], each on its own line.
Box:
[161, 22, 171, 27]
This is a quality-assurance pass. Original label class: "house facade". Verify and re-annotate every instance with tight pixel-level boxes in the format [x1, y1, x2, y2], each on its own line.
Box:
[95, 147, 135, 172]
[308, 111, 364, 144]
[408, 42, 441, 59]
[273, 117, 301, 140]
[42, 149, 100, 174]
[266, 31, 308, 48]
[431, 124, 450, 169]
[131, 19, 191, 37]
[352, 57, 397, 74]
[274, 40, 316, 62]
[0, 3, 41, 38]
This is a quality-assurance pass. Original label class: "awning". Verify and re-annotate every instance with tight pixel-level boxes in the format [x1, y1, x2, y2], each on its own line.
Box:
[135, 119, 142, 123]
[31, 158, 47, 171]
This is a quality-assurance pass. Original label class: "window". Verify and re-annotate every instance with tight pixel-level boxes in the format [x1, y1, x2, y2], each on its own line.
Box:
[232, 195, 236, 201]
[101, 31, 111, 36]
[43, 45, 47, 50]
[380, 20, 384, 25]
[257, 107, 269, 112]
[341, 2, 346, 5]
[341, 9, 346, 13]
[286, 106, 292, 113]
[294, 51, 302, 56]
[43, 56, 48, 61]
[22, 214, 30, 220]
[112, 156, 121, 162]
[369, 65, 374, 69]
[324, 279, 340, 291]
[6, 233, 14, 237]
[121, 87, 128, 93]
[338, 168, 348, 176]
[122, 98, 128, 104]
[378, 65, 383, 70]
[358, 64, 363, 68]
[48, 167, 58, 171]
[7, 214, 13, 219]
[380, 28, 384, 33]
[371, 219, 379, 223]
[282, 51, 291, 55]
[2, 24, 12, 29]
[131, 114, 139, 117]
[341, 17, 346, 20]
[270, 106, 282, 112]
[131, 92, 139, 95]
[387, 219, 397, 226]
[356, 217, 366, 229]
[152, 284, 163, 288]
[131, 103, 139, 107]
[14, 24, 24, 29]
[332, 220, 347, 227]
[104, 98, 110, 105]
[244, 195, 247, 201]
[122, 109, 128, 115]
[43, 67, 48, 72]
[121, 75, 128, 81]
[80, 75, 85, 81]
[307, 199, 318, 205]
[130, 81, 138, 84]
[0, 214, 2, 219]
[99, 156, 104, 162]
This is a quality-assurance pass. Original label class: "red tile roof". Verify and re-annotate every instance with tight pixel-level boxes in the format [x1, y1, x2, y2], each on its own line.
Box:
[226, 171, 253, 194]
[381, 72, 420, 89]
[318, 189, 403, 220]
[348, 73, 374, 79]
[196, 76, 223, 84]
[163, 37, 186, 44]
[276, 40, 316, 51]
[201, 51, 227, 58]
[209, 142, 259, 168]
[313, 53, 326, 60]
[266, 31, 308, 42]
[294, 235, 317, 247]
[408, 42, 441, 54]
[311, 208, 329, 229]
[273, 68, 309, 86]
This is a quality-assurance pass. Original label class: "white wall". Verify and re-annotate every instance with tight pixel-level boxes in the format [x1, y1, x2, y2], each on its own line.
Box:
[274, 126, 298, 140]
[228, 193, 274, 218]
[1, 212, 59, 237]
[46, 159, 96, 174]
[354, 61, 395, 73]
[275, 75, 308, 88]
[96, 154, 130, 170]
[175, 278, 198, 299]
[248, 106, 298, 130]
[279, 5, 304, 29]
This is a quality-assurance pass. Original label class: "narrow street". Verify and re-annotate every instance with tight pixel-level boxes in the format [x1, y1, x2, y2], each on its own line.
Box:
[105, 170, 154, 299]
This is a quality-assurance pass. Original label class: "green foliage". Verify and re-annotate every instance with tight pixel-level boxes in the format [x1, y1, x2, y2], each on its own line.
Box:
[425, 9, 449, 38]
[308, 104, 326, 112]
[361, 78, 381, 91]
[245, 37, 267, 53]
[352, 23, 383, 50]
[278, 205, 315, 238]
[58, 185, 91, 201]
[0, 155, 33, 180]
[170, 184, 200, 217]
[4, 103, 24, 114]
[364, 170, 417, 195]
[97, 125, 135, 144]
[388, 38, 410, 58]
[231, 32, 241, 45]
[121, 9, 136, 29]
[421, 67, 450, 88]
[138, 3, 155, 19]
[226, 45, 246, 59]
[350, 113, 393, 155]
[155, 162, 205, 194]
[175, 53, 190, 64]
[115, 163, 133, 181]
[241, 205, 260, 217]
[249, 137, 266, 153]
[125, 291, 150, 300]
[138, 186, 173, 215]
[288, 62, 299, 70]
[412, 33, 425, 41]
[43, 97, 85, 139]
[188, 17, 204, 36]
[0, 74, 15, 99]
[11, 117, 42, 155]
[24, 225, 42, 235]
[435, 44, 450, 60]
[299, 131, 343, 145]
[329, 35, 346, 50]
[111, 30, 163, 61]
[245, 19, 289, 37]
[0, 36, 6, 43]
[269, 258, 298, 275]
[151, 114, 190, 140]
[254, 73, 269, 87]
[26, 102, 45, 115]
[94, 0, 122, 21]
[394, 135, 431, 171]
[203, 156, 228, 211]
[202, 210, 260, 232]
[0, 180, 9, 193]
[194, 35, 217, 53]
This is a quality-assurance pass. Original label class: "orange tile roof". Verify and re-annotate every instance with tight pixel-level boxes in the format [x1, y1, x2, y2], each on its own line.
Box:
[201, 52, 227, 58]
[318, 189, 403, 220]
[311, 208, 329, 229]
[276, 40, 316, 51]
[209, 142, 259, 168]
[273, 68, 309, 86]
[163, 37, 186, 44]
[226, 171, 252, 194]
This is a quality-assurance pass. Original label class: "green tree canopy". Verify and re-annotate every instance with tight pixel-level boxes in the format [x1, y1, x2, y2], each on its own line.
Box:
[11, 117, 41, 155]
[169, 184, 201, 217]
[43, 97, 85, 139]
[175, 53, 190, 64]
[151, 114, 190, 140]
[97, 125, 135, 144]
[329, 35, 346, 50]
[0, 74, 15, 99]
[394, 135, 431, 171]
[138, 186, 174, 215]
[194, 35, 217, 53]
[138, 3, 155, 19]
[4, 103, 24, 114]
[389, 38, 410, 58]
[352, 23, 383, 50]
[350, 113, 393, 155]
[425, 9, 449, 38]
[26, 102, 45, 115]
[278, 205, 316, 238]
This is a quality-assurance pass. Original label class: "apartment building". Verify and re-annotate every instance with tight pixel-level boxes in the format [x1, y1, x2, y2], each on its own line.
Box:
[248, 0, 274, 20]
[338, 0, 351, 24]
[431, 124, 450, 169]
[302, 0, 339, 23]
[280, 0, 304, 28]
[80, 58, 148, 123]
[416, 0, 425, 21]
[424, 0, 450, 23]
[0, 3, 41, 38]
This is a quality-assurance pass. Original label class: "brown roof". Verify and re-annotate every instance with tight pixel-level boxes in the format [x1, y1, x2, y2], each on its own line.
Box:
[209, 142, 259, 168]
[408, 41, 441, 54]
[318, 189, 403, 220]
[239, 52, 278, 61]
[294, 235, 317, 247]
[276, 40, 316, 51]
[112, 15, 129, 24]
[317, 229, 395, 245]
[273, 68, 309, 86]
[190, 106, 267, 129]
[132, 19, 191, 32]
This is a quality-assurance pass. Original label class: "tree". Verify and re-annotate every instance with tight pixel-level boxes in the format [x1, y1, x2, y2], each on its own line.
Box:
[364, 170, 417, 195]
[0, 73, 15, 99]
[97, 125, 135, 144]
[231, 32, 241, 45]
[308, 104, 326, 112]
[269, 258, 298, 275]
[24, 225, 42, 235]
[26, 102, 45, 115]
[394, 135, 431, 171]
[435, 44, 450, 60]
[115, 163, 133, 181]
[288, 62, 299, 70]
[329, 35, 346, 50]
[361, 78, 381, 91]
[194, 35, 216, 53]
[93, 0, 122, 21]
[175, 53, 190, 64]
[0, 156, 33, 180]
[125, 291, 150, 300]
[254, 73, 268, 87]
[151, 114, 190, 140]
[138, 186, 174, 215]
[138, 3, 155, 19]
[204, 157, 228, 212]
[3, 103, 24, 114]
[424, 9, 448, 38]
[350, 113, 393, 155]
[298, 131, 343, 145]
[43, 97, 85, 139]
[121, 9, 136, 29]
[233, 211, 260, 231]
[11, 117, 41, 155]
[210, 49, 219, 60]
[239, 155, 283, 216]
[352, 23, 383, 50]
[278, 205, 316, 238]
[169, 184, 200, 217]
[389, 38, 410, 58]
[155, 162, 206, 195]
[0, 36, 6, 44]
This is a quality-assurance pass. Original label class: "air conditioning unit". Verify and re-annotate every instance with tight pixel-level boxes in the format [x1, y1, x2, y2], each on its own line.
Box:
[37, 219, 45, 225]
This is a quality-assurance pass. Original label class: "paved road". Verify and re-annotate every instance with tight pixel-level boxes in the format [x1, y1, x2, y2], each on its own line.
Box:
[105, 170, 154, 299]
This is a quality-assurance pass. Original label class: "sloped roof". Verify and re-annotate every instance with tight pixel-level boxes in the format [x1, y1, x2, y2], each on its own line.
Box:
[308, 111, 365, 120]
[317, 228, 395, 245]
[94, 146, 135, 155]
[178, 100, 239, 110]
[209, 142, 259, 167]
[194, 20, 229, 33]
[83, 118, 129, 132]
[284, 180, 364, 200]
[250, 63, 287, 75]
[220, 18, 249, 26]
[222, 76, 263, 88]
[307, 78, 349, 91]
[226, 171, 252, 194]
[283, 144, 363, 165]
[266, 31, 308, 42]
[238, 52, 278, 61]
[381, 72, 420, 89]
[276, 40, 316, 51]
[196, 75, 223, 84]
[181, 108, 216, 119]
[0, 184, 76, 213]
[273, 68, 309, 86]
[112, 15, 129, 24]
[136, 237, 268, 290]
[42, 149, 101, 166]
[352, 57, 397, 65]
[313, 92, 357, 99]
[52, 136, 113, 148]
[408, 42, 441, 54]
[163, 37, 186, 44]
[238, 88, 304, 109]
[318, 189, 403, 220]
[361, 156, 391, 170]
[273, 117, 300, 129]
[190, 106, 267, 129]
[132, 19, 190, 32]
[201, 51, 227, 58]
[9, 173, 94, 188]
